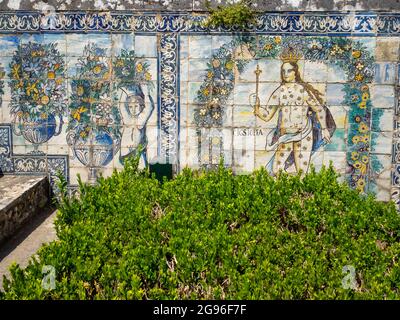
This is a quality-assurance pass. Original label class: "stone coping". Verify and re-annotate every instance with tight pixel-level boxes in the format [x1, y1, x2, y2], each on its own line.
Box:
[0, 176, 48, 212]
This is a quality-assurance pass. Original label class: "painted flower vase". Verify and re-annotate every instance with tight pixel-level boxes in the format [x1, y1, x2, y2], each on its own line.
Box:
[11, 113, 63, 154]
[72, 129, 118, 183]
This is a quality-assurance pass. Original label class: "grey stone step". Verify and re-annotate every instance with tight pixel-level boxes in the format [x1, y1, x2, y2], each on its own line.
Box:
[0, 175, 50, 245]
[0, 206, 57, 291]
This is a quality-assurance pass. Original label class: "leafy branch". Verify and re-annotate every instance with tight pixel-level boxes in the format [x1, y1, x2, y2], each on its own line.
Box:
[203, 0, 257, 29]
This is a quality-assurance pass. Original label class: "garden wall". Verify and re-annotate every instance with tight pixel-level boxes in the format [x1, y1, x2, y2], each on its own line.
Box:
[0, 0, 399, 209]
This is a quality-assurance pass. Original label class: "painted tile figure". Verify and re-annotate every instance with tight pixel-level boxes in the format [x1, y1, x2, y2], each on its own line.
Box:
[253, 48, 336, 175]
[118, 84, 155, 167]
[113, 50, 155, 167]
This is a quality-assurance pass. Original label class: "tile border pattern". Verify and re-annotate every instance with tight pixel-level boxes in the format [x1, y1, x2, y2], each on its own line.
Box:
[0, 12, 397, 35]
[392, 52, 400, 210]
[0, 124, 69, 187]
[159, 33, 179, 164]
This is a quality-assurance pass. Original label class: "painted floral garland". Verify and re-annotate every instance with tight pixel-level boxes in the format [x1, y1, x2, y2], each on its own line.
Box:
[196, 35, 380, 192]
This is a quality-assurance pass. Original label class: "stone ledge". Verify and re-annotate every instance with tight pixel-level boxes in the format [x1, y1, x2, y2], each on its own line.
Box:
[0, 176, 50, 246]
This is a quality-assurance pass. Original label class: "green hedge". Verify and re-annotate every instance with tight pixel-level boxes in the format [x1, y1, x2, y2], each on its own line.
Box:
[1, 157, 400, 299]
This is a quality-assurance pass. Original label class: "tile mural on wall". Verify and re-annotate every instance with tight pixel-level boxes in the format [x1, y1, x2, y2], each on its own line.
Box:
[0, 12, 398, 209]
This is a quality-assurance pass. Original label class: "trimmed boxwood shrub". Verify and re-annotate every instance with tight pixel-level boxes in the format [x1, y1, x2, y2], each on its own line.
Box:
[1, 157, 400, 299]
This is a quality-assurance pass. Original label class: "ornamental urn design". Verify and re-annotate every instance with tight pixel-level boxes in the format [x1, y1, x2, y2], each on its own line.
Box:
[9, 42, 67, 154]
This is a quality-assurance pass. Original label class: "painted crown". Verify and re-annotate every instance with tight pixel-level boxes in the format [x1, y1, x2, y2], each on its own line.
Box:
[279, 47, 303, 63]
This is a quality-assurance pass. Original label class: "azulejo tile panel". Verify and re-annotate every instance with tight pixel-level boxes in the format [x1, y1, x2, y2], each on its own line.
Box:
[0, 28, 162, 190]
[0, 11, 399, 209]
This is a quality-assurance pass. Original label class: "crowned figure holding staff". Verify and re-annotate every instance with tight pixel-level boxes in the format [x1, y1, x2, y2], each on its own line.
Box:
[251, 47, 336, 175]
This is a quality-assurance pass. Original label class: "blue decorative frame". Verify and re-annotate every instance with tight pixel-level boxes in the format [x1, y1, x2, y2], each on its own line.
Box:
[159, 33, 179, 165]
[0, 124, 69, 186]
[0, 12, 396, 35]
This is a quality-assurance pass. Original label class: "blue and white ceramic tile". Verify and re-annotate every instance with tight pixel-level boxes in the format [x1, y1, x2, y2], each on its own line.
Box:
[180, 80, 189, 105]
[188, 36, 212, 59]
[374, 63, 397, 84]
[220, 128, 234, 152]
[1, 81, 12, 101]
[233, 83, 258, 105]
[135, 35, 157, 58]
[180, 36, 189, 60]
[234, 82, 279, 106]
[371, 85, 395, 108]
[375, 38, 400, 62]
[67, 33, 111, 56]
[1, 103, 13, 124]
[232, 148, 255, 173]
[69, 166, 89, 185]
[323, 152, 347, 175]
[371, 132, 393, 154]
[330, 105, 349, 129]
[111, 33, 135, 56]
[393, 139, 400, 163]
[188, 59, 210, 82]
[180, 103, 201, 127]
[324, 129, 346, 151]
[233, 105, 256, 127]
[371, 108, 394, 132]
[238, 59, 282, 83]
[0, 56, 19, 79]
[43, 33, 67, 53]
[187, 82, 204, 104]
[212, 36, 233, 53]
[327, 64, 347, 83]
[391, 188, 400, 210]
[398, 66, 400, 86]
[180, 59, 189, 82]
[47, 143, 69, 155]
[394, 120, 400, 136]
[254, 150, 275, 170]
[351, 37, 376, 55]
[303, 61, 328, 83]
[392, 164, 400, 187]
[254, 130, 268, 151]
[0, 35, 19, 56]
[369, 154, 392, 201]
[20, 33, 44, 45]
[312, 150, 325, 168]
